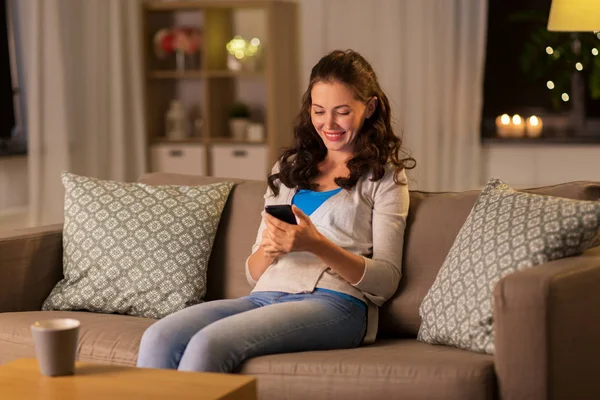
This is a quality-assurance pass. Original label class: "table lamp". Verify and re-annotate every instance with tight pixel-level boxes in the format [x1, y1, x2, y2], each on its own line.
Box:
[547, 0, 600, 32]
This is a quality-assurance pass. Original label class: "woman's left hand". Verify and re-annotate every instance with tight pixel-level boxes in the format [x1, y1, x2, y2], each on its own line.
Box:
[262, 205, 323, 255]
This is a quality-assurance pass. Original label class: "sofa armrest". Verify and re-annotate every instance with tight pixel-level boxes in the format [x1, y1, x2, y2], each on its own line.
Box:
[493, 246, 600, 400]
[0, 224, 64, 312]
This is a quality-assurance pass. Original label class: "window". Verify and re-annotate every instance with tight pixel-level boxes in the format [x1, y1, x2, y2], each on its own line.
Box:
[0, 0, 25, 155]
[1, 0, 14, 140]
[481, 0, 600, 139]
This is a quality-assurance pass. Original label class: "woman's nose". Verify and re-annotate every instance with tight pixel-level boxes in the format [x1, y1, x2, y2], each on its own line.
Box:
[324, 114, 338, 130]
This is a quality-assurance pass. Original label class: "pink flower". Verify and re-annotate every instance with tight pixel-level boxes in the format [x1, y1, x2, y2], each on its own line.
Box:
[153, 28, 174, 58]
[173, 27, 202, 55]
[154, 27, 202, 57]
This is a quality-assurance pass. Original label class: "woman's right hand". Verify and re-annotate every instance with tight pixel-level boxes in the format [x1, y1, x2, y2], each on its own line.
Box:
[260, 226, 286, 260]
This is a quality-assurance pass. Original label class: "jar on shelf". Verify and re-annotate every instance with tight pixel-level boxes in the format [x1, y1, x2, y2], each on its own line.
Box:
[165, 100, 188, 140]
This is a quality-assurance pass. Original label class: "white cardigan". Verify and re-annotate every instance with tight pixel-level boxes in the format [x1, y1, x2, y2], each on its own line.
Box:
[245, 164, 409, 343]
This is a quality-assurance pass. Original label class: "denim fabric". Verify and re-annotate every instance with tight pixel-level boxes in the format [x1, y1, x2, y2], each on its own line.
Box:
[136, 291, 367, 373]
[313, 288, 367, 311]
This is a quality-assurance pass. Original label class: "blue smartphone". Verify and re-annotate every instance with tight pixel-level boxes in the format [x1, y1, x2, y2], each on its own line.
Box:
[265, 205, 297, 225]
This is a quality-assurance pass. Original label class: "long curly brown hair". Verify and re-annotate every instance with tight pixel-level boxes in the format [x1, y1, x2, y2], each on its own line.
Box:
[268, 49, 415, 196]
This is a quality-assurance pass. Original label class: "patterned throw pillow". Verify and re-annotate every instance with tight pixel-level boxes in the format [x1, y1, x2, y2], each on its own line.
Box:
[418, 178, 600, 354]
[42, 172, 233, 319]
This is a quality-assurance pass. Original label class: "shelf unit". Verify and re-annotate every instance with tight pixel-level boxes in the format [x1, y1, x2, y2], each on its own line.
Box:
[141, 0, 299, 179]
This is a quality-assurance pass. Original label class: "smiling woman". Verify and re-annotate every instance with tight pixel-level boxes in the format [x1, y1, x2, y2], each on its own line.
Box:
[310, 80, 377, 158]
[137, 49, 416, 374]
[272, 49, 415, 194]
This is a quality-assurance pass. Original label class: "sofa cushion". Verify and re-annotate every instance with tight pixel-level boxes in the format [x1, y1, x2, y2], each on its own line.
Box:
[1, 313, 494, 399]
[417, 178, 600, 354]
[380, 181, 600, 338]
[138, 173, 267, 301]
[240, 339, 495, 400]
[42, 172, 233, 319]
[0, 311, 154, 366]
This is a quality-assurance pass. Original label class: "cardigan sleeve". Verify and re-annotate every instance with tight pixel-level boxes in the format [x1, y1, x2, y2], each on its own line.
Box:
[352, 167, 409, 306]
[244, 163, 280, 287]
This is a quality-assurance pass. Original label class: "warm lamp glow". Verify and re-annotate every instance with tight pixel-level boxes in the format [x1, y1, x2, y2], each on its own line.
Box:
[548, 0, 600, 32]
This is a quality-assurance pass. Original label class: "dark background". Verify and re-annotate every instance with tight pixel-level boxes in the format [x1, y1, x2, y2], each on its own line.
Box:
[482, 0, 600, 120]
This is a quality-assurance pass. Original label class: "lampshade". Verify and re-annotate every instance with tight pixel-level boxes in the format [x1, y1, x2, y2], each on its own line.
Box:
[547, 0, 600, 32]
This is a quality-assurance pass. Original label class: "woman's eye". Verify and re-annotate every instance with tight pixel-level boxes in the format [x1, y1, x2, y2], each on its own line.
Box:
[313, 111, 324, 115]
[338, 112, 350, 116]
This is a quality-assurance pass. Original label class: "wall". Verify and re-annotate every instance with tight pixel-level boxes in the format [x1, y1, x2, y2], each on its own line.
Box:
[0, 155, 28, 230]
[1, 2, 596, 225]
[483, 143, 600, 188]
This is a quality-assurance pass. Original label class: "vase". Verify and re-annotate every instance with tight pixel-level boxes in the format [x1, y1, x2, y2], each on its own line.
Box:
[175, 51, 199, 72]
[229, 118, 249, 140]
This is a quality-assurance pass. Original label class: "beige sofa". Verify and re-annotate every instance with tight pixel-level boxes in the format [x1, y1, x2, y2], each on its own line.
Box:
[1, 173, 600, 400]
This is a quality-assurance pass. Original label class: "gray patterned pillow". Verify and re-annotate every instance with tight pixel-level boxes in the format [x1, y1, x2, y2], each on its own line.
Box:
[42, 172, 233, 319]
[418, 178, 600, 354]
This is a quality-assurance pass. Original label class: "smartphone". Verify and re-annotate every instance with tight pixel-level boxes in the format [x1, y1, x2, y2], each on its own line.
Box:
[265, 204, 297, 225]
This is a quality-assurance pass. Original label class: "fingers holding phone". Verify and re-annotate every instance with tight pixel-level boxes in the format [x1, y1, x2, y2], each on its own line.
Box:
[262, 204, 323, 254]
[260, 228, 286, 259]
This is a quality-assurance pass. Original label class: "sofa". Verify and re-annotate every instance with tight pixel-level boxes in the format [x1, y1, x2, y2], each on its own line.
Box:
[1, 172, 600, 400]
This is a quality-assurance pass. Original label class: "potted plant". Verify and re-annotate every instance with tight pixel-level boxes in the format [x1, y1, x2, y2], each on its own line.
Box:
[229, 102, 251, 140]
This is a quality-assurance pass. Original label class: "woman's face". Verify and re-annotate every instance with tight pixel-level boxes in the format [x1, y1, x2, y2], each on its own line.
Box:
[310, 80, 375, 157]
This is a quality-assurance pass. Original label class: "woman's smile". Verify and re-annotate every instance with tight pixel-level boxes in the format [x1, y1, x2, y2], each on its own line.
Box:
[323, 130, 346, 142]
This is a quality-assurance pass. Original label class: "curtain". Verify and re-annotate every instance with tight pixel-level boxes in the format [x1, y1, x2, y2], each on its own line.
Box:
[15, 0, 146, 226]
[299, 0, 488, 191]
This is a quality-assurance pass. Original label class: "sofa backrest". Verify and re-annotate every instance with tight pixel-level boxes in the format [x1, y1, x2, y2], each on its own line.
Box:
[139, 173, 263, 300]
[379, 181, 600, 338]
[139, 173, 600, 338]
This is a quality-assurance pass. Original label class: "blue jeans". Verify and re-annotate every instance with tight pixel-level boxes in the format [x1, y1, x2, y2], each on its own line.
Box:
[136, 291, 367, 373]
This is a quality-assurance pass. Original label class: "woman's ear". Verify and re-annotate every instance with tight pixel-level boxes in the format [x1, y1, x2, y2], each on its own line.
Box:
[366, 97, 378, 118]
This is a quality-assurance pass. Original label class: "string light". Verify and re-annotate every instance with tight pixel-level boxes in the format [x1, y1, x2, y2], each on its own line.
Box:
[546, 46, 554, 55]
[576, 62, 583, 71]
[547, 81, 555, 89]
[561, 93, 570, 102]
[226, 36, 262, 60]
[593, 48, 599, 56]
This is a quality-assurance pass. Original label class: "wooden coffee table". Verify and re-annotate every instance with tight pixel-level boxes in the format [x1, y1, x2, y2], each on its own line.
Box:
[0, 358, 257, 399]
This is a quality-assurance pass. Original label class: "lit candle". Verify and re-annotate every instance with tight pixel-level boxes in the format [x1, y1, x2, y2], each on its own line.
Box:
[495, 114, 512, 137]
[526, 115, 543, 138]
[511, 114, 525, 137]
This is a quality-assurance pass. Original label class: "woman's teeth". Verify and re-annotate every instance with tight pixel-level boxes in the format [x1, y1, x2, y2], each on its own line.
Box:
[324, 131, 345, 141]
